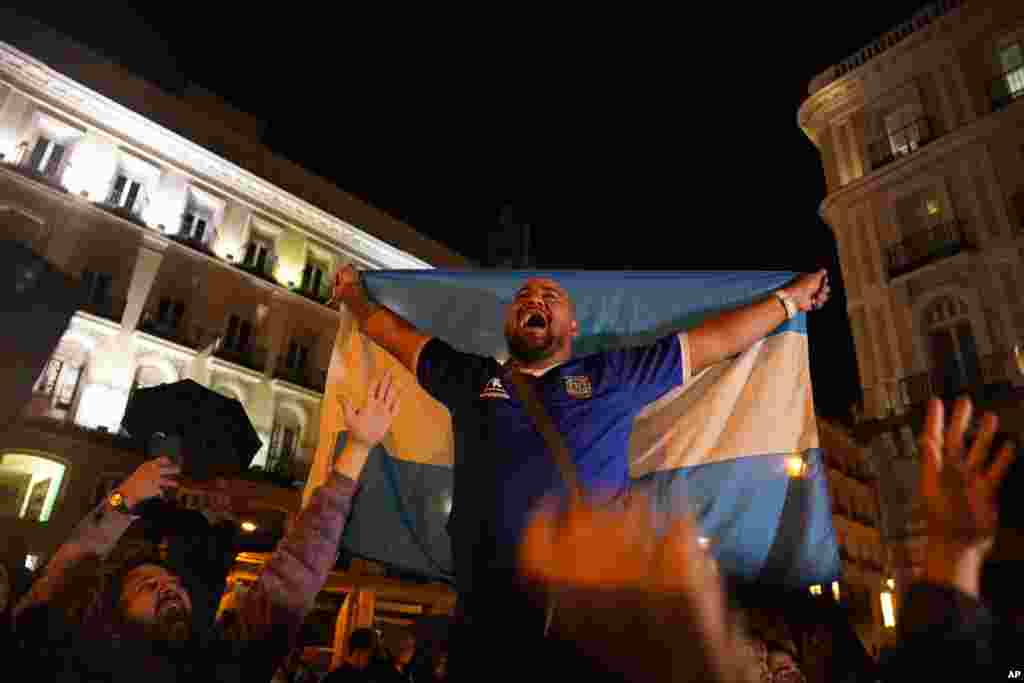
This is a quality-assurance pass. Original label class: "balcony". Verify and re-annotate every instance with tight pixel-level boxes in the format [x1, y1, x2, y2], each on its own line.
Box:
[291, 280, 332, 308]
[97, 200, 148, 229]
[868, 117, 935, 171]
[233, 247, 278, 285]
[2, 160, 69, 194]
[897, 352, 1013, 409]
[214, 344, 268, 373]
[990, 66, 1024, 113]
[138, 313, 215, 351]
[166, 222, 218, 259]
[80, 296, 126, 324]
[886, 220, 970, 279]
[273, 362, 327, 394]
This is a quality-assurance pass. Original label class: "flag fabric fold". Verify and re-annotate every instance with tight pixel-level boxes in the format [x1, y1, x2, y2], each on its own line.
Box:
[308, 270, 839, 589]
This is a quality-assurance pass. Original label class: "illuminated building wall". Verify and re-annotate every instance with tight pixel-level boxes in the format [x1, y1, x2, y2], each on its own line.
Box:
[799, 0, 1024, 637]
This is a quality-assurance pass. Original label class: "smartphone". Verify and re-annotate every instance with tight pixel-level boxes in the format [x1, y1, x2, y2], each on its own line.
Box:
[150, 431, 184, 468]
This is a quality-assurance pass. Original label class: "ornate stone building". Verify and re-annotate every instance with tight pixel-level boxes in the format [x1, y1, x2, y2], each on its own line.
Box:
[799, 0, 1024, 625]
[0, 19, 464, 671]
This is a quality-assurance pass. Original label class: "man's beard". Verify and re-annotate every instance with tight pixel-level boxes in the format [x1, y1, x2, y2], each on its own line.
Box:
[506, 329, 562, 365]
[124, 604, 193, 650]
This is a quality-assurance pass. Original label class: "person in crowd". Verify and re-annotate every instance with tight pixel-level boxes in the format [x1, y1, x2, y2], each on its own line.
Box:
[879, 396, 1017, 677]
[11, 372, 401, 682]
[323, 627, 381, 682]
[375, 632, 417, 683]
[330, 264, 830, 657]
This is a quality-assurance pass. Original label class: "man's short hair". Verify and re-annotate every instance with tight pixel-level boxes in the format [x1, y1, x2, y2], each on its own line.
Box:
[349, 627, 376, 652]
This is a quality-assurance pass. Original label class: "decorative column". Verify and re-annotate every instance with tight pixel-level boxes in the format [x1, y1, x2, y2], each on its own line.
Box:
[121, 234, 167, 333]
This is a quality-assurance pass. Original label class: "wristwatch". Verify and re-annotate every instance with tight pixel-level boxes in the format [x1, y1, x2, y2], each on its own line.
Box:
[107, 490, 138, 516]
[774, 290, 798, 320]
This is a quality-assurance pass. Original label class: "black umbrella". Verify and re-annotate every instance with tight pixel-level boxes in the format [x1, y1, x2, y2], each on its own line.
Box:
[122, 379, 262, 480]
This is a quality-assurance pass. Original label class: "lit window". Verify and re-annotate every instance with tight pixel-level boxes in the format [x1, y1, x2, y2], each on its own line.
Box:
[884, 106, 925, 157]
[24, 554, 40, 571]
[880, 591, 896, 628]
[999, 43, 1024, 98]
[0, 453, 66, 522]
[886, 578, 896, 590]
[809, 584, 823, 596]
[107, 174, 148, 214]
[925, 198, 941, 216]
[832, 581, 841, 601]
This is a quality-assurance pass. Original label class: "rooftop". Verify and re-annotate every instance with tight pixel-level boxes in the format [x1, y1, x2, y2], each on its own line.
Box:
[807, 0, 965, 97]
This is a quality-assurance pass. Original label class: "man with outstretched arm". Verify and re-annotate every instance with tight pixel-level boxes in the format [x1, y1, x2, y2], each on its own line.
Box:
[331, 266, 830, 644]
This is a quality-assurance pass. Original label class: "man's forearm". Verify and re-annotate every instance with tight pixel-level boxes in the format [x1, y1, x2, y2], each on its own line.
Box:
[333, 437, 372, 481]
[687, 294, 788, 375]
[339, 280, 430, 373]
[13, 501, 136, 619]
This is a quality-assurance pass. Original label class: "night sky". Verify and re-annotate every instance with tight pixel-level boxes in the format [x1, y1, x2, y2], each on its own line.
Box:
[6, 2, 930, 418]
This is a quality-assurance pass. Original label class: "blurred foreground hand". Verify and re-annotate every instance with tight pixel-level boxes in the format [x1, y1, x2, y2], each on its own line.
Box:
[519, 495, 757, 683]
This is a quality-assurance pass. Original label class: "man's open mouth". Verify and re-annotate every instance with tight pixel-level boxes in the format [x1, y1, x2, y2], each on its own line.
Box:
[520, 311, 548, 330]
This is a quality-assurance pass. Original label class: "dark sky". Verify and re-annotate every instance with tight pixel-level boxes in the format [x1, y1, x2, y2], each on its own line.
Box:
[6, 2, 930, 418]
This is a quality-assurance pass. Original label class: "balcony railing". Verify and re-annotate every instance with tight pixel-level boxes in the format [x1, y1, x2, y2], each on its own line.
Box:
[990, 65, 1024, 112]
[81, 296, 126, 323]
[98, 201, 148, 228]
[886, 220, 970, 279]
[897, 352, 1012, 409]
[291, 280, 332, 307]
[868, 117, 935, 171]
[273, 363, 327, 393]
[3, 160, 69, 193]
[214, 344, 268, 372]
[166, 229, 218, 258]
[139, 313, 215, 351]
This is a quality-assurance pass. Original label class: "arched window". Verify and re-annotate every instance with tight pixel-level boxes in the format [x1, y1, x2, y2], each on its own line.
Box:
[923, 295, 979, 397]
[0, 452, 66, 522]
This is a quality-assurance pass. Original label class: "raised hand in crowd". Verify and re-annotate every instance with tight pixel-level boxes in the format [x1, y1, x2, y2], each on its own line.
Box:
[918, 397, 1015, 598]
[518, 494, 757, 683]
[334, 371, 401, 480]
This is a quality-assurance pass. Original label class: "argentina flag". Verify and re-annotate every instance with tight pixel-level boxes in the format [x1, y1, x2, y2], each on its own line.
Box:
[305, 270, 840, 590]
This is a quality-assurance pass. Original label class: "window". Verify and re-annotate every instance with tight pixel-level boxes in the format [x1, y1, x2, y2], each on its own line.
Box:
[156, 298, 185, 329]
[925, 198, 941, 216]
[999, 42, 1024, 100]
[181, 211, 210, 242]
[34, 358, 82, 409]
[26, 136, 66, 178]
[285, 341, 309, 371]
[244, 237, 273, 273]
[267, 420, 298, 475]
[924, 296, 979, 397]
[106, 174, 148, 215]
[224, 315, 252, 352]
[0, 453, 66, 522]
[884, 106, 927, 157]
[24, 554, 40, 572]
[81, 270, 112, 306]
[301, 262, 326, 295]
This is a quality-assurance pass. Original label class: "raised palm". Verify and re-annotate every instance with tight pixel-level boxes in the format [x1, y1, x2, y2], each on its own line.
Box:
[341, 372, 400, 449]
[919, 397, 1015, 552]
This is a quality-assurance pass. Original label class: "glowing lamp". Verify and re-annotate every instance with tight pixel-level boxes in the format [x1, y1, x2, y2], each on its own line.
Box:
[832, 581, 841, 602]
[785, 455, 807, 478]
[241, 521, 257, 533]
[886, 578, 895, 590]
[809, 584, 822, 596]
[880, 591, 896, 628]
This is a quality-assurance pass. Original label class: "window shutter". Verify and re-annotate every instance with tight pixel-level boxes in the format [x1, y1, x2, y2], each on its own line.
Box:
[124, 181, 141, 212]
[108, 175, 127, 204]
[244, 242, 256, 265]
[28, 137, 49, 170]
[301, 265, 312, 290]
[311, 267, 322, 295]
[194, 219, 206, 242]
[44, 143, 65, 177]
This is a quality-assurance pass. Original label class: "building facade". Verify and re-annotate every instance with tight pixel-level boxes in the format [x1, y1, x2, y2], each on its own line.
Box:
[799, 0, 1024, 628]
[0, 26, 465, 669]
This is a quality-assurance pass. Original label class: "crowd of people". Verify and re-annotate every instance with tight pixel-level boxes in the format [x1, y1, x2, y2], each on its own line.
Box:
[0, 262, 1019, 680]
